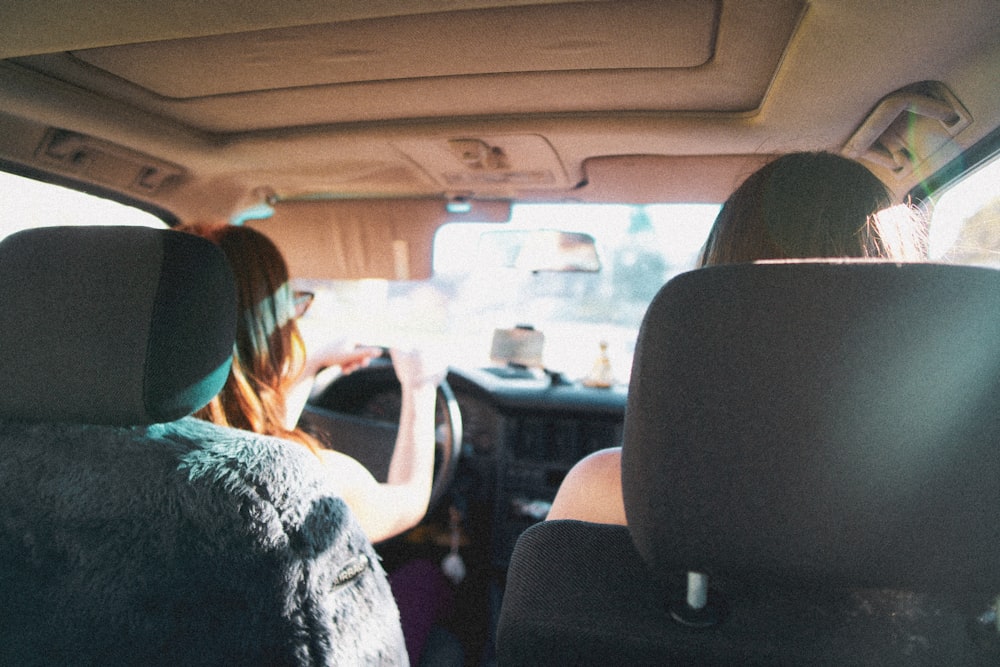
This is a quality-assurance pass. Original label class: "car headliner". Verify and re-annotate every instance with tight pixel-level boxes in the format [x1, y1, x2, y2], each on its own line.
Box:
[0, 0, 998, 223]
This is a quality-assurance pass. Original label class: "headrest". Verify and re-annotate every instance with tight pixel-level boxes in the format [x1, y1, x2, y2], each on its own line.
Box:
[622, 261, 1000, 600]
[0, 226, 237, 425]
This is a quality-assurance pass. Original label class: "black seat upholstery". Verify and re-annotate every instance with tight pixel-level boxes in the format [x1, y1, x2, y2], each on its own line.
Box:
[0, 227, 406, 666]
[498, 261, 1000, 665]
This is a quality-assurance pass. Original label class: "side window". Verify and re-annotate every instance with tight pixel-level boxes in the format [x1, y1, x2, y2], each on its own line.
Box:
[926, 153, 1000, 268]
[0, 170, 166, 242]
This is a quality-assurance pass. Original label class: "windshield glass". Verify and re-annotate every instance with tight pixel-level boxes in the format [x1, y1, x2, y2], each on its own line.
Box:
[298, 203, 720, 385]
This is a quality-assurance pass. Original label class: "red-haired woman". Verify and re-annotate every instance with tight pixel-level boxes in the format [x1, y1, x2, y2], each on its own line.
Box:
[180, 222, 443, 543]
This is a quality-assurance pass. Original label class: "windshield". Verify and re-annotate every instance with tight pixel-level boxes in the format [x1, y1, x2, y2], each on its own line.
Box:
[298, 203, 720, 385]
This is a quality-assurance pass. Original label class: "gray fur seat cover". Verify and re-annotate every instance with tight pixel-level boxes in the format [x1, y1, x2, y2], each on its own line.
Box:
[0, 417, 406, 666]
[0, 226, 406, 665]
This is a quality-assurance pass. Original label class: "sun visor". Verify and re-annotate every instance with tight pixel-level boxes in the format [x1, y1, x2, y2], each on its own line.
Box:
[248, 198, 510, 280]
[579, 155, 776, 203]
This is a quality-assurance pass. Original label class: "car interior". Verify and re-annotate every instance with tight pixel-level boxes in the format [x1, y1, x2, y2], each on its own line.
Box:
[1, 1, 1000, 665]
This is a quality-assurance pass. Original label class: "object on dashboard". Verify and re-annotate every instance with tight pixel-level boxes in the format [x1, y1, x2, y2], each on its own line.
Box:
[490, 325, 545, 368]
[582, 340, 616, 388]
[483, 365, 541, 380]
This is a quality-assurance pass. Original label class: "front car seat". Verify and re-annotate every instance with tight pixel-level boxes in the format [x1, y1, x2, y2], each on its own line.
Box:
[498, 261, 1000, 665]
[0, 226, 406, 666]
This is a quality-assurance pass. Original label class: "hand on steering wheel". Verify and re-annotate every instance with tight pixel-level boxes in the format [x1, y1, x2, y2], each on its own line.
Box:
[390, 347, 449, 389]
[302, 348, 462, 514]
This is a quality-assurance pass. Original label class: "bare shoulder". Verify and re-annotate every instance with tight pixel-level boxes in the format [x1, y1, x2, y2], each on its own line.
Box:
[547, 447, 626, 525]
[317, 448, 378, 495]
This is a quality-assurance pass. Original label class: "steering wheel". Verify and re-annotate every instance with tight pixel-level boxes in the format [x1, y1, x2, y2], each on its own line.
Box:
[300, 353, 462, 513]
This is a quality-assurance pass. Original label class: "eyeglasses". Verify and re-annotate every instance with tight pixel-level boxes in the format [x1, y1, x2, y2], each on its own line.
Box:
[293, 290, 314, 319]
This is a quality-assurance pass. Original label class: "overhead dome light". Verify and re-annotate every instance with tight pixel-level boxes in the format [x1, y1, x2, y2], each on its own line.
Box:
[446, 197, 473, 214]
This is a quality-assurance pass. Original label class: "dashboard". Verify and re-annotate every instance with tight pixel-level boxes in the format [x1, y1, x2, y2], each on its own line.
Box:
[446, 367, 627, 568]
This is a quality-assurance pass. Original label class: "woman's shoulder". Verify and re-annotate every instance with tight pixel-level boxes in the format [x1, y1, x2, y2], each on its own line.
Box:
[547, 447, 626, 525]
[316, 447, 379, 494]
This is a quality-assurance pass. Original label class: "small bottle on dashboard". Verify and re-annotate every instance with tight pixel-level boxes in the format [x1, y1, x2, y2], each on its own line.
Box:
[583, 340, 615, 388]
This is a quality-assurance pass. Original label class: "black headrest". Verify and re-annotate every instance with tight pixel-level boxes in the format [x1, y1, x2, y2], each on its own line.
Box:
[622, 261, 1000, 600]
[0, 226, 236, 425]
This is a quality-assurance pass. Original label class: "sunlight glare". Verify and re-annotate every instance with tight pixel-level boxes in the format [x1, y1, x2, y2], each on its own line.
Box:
[0, 171, 165, 242]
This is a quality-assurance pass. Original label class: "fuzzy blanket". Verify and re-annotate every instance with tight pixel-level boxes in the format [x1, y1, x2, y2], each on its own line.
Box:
[0, 416, 406, 666]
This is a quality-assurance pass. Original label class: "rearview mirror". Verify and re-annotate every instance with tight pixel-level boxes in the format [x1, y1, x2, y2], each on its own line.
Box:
[477, 230, 601, 272]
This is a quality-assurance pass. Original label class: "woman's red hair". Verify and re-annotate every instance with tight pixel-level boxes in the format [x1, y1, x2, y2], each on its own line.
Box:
[178, 221, 323, 453]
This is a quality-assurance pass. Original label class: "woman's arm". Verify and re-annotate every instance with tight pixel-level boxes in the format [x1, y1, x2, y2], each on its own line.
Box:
[283, 345, 382, 430]
[320, 348, 444, 543]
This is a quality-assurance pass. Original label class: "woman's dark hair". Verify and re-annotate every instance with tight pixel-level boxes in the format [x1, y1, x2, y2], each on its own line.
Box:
[699, 152, 926, 266]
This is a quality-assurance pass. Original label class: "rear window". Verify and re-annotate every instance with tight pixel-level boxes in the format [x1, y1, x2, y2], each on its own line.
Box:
[0, 170, 166, 242]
